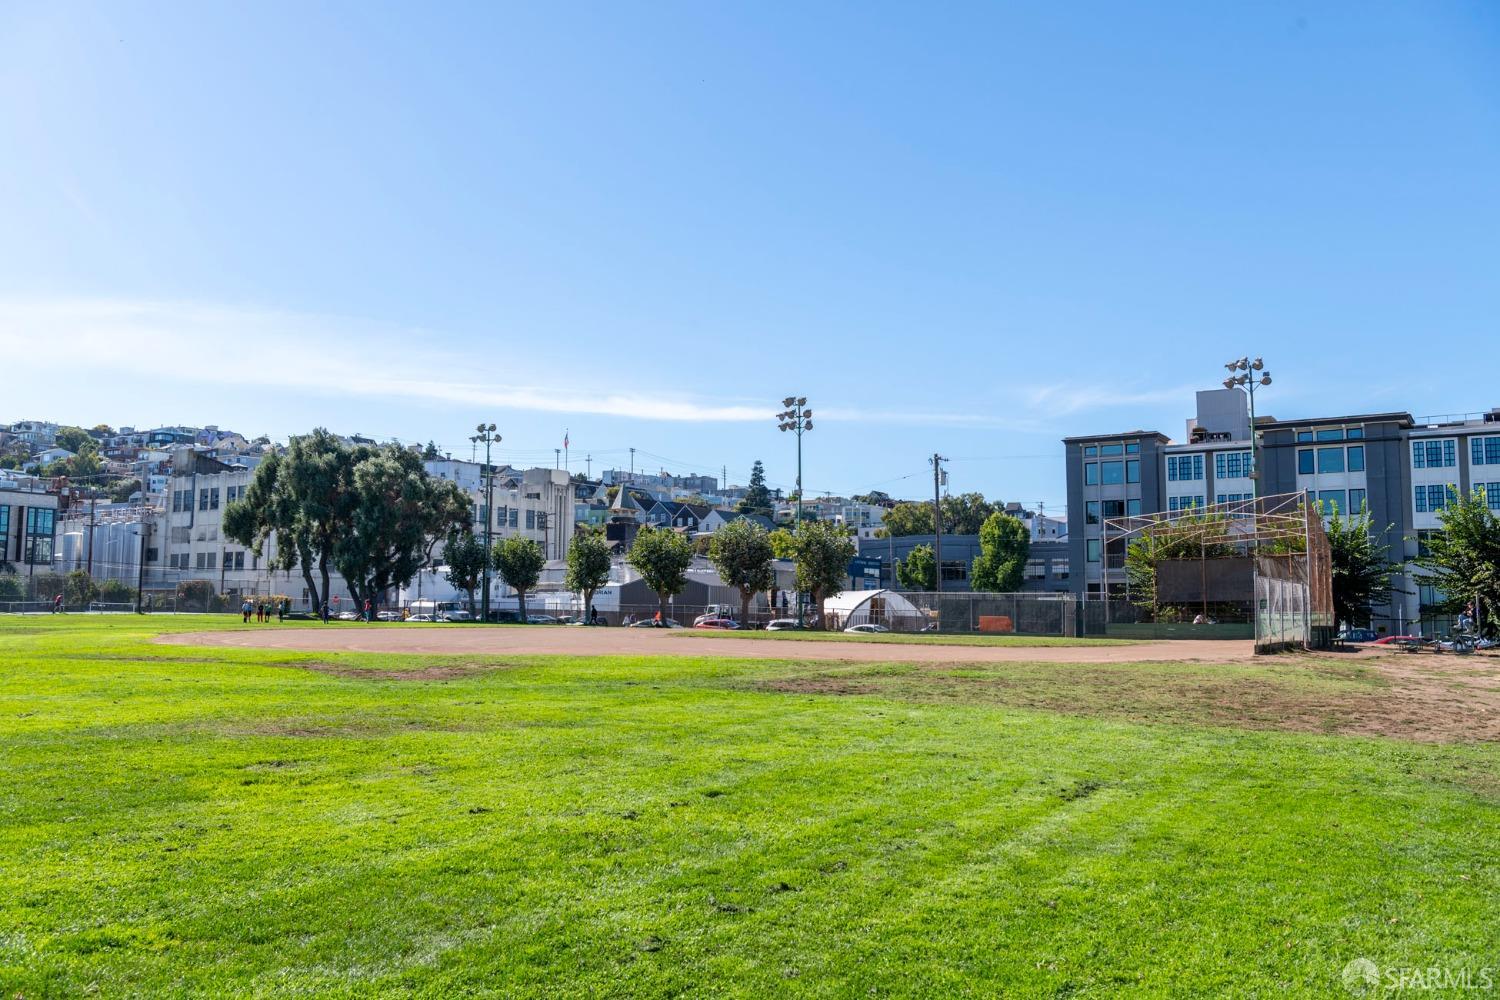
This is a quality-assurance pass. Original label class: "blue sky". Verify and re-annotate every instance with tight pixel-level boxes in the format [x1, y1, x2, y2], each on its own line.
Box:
[2, 2, 1497, 508]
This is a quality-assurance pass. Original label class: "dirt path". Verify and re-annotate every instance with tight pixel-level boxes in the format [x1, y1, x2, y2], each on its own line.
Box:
[161, 626, 1261, 664]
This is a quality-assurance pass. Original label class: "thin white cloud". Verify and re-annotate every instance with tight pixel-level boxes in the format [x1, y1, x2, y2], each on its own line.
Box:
[1022, 382, 1200, 416]
[0, 297, 1122, 431]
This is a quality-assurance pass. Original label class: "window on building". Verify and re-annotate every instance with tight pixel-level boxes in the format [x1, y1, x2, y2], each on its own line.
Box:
[1086, 501, 1099, 525]
[1084, 463, 1099, 486]
[1126, 459, 1140, 484]
[1125, 442, 1140, 454]
[23, 508, 54, 565]
[1101, 461, 1123, 485]
[1296, 430, 1313, 442]
[1317, 490, 1346, 515]
[940, 562, 967, 581]
[1347, 445, 1365, 473]
[1024, 559, 1046, 580]
[206, 552, 216, 570]
[1167, 454, 1204, 482]
[0, 505, 8, 544]
[1126, 499, 1141, 516]
[1413, 439, 1456, 469]
[199, 489, 209, 511]
[1084, 446, 1097, 457]
[1317, 447, 1345, 474]
[1099, 444, 1123, 456]
[526, 509, 536, 530]
[1102, 499, 1124, 518]
[1348, 488, 1366, 513]
[1086, 539, 1100, 563]
[509, 509, 518, 527]
[1472, 437, 1500, 466]
[195, 552, 206, 569]
[1416, 529, 1441, 557]
[1315, 428, 1345, 441]
[1346, 428, 1365, 439]
[210, 488, 220, 510]
[1486, 483, 1500, 510]
[1051, 559, 1069, 580]
[1297, 449, 1314, 475]
[1168, 496, 1205, 512]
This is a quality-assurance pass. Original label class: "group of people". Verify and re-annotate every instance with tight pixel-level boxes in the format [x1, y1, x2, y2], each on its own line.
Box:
[241, 598, 287, 623]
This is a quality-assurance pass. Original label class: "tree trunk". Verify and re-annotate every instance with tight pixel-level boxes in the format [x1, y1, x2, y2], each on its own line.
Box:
[518, 588, 528, 623]
[815, 590, 827, 630]
[300, 565, 320, 612]
[739, 588, 752, 629]
[658, 590, 669, 621]
[318, 554, 331, 615]
[584, 588, 595, 623]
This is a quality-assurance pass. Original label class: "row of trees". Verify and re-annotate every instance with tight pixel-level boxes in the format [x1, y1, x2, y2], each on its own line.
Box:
[443, 531, 615, 623]
[894, 512, 1031, 592]
[224, 429, 471, 610]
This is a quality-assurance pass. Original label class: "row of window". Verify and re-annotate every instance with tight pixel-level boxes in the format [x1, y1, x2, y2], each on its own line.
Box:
[1167, 496, 1205, 512]
[1295, 427, 1364, 442]
[1214, 451, 1254, 480]
[1412, 439, 1457, 470]
[1414, 484, 1453, 513]
[1085, 498, 1143, 524]
[1082, 442, 1141, 457]
[1083, 459, 1142, 486]
[1166, 454, 1204, 482]
[1471, 437, 1500, 466]
[1308, 489, 1367, 516]
[167, 550, 255, 571]
[1297, 445, 1365, 476]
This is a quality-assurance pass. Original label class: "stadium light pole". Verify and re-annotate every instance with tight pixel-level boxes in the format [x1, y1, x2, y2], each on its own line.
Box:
[470, 423, 499, 621]
[777, 397, 812, 622]
[1222, 357, 1272, 499]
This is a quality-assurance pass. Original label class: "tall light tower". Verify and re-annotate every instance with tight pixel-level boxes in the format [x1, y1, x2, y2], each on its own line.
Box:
[1222, 357, 1272, 498]
[470, 423, 499, 621]
[777, 396, 812, 621]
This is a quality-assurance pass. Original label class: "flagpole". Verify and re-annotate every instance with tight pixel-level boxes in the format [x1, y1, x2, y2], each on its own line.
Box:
[564, 429, 569, 475]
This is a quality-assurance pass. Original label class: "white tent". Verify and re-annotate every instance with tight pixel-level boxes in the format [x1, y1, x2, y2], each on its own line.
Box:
[820, 589, 925, 630]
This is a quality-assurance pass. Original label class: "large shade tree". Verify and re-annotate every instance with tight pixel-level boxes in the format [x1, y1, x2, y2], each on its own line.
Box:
[443, 531, 490, 612]
[627, 526, 695, 620]
[970, 512, 1031, 593]
[708, 517, 775, 626]
[493, 536, 545, 623]
[334, 446, 470, 609]
[1414, 487, 1500, 634]
[895, 543, 936, 591]
[1325, 502, 1398, 628]
[793, 520, 856, 629]
[565, 532, 613, 623]
[878, 493, 999, 538]
[224, 430, 352, 612]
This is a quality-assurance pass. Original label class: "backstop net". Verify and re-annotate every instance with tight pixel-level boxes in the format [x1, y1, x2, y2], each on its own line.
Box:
[1103, 492, 1333, 653]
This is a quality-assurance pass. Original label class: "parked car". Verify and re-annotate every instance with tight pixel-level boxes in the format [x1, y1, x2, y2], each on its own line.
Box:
[695, 617, 740, 630]
[439, 610, 473, 622]
[406, 614, 436, 622]
[376, 610, 402, 622]
[527, 614, 559, 625]
[765, 619, 802, 631]
[843, 623, 890, 634]
[1337, 628, 1379, 643]
[336, 611, 360, 621]
[628, 618, 684, 628]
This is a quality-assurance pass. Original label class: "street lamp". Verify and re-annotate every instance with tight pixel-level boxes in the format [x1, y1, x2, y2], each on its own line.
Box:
[777, 396, 812, 622]
[1221, 357, 1272, 498]
[469, 423, 500, 622]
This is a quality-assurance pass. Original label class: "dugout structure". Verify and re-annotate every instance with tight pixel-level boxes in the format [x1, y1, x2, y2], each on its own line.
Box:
[1103, 492, 1334, 653]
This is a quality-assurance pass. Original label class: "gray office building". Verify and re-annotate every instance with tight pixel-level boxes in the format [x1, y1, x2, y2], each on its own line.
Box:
[1065, 390, 1500, 632]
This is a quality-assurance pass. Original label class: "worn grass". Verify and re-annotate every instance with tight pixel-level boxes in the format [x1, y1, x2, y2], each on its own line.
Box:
[1, 615, 1496, 998]
[670, 628, 1140, 647]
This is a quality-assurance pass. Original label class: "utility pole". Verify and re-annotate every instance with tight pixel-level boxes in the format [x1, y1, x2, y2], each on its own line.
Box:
[629, 447, 636, 479]
[135, 516, 150, 613]
[586, 454, 592, 478]
[471, 423, 500, 622]
[931, 454, 947, 592]
[776, 397, 813, 621]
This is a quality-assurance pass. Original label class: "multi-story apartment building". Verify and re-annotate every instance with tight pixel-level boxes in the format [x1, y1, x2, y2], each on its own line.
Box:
[1064, 390, 1500, 630]
[424, 460, 576, 561]
[0, 472, 60, 573]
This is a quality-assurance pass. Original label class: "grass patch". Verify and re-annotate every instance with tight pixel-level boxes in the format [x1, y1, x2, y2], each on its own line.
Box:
[0, 616, 1496, 997]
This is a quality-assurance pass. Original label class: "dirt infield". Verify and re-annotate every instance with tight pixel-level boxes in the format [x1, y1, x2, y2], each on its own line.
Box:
[163, 625, 1260, 663]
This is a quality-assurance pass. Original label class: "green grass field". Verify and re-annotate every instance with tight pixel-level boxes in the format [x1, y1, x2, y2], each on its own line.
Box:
[2, 616, 1495, 997]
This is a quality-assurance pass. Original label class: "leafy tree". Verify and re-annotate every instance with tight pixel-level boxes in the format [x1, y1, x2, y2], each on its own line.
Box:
[493, 536, 545, 623]
[1325, 502, 1398, 628]
[793, 520, 856, 629]
[896, 543, 936, 591]
[768, 527, 797, 560]
[709, 517, 775, 626]
[1124, 513, 1236, 621]
[333, 445, 471, 608]
[90, 424, 114, 436]
[55, 426, 94, 455]
[97, 578, 134, 604]
[422, 441, 441, 460]
[878, 493, 999, 537]
[737, 460, 773, 514]
[970, 512, 1031, 593]
[64, 570, 98, 608]
[565, 532, 613, 622]
[0, 573, 23, 602]
[176, 579, 216, 613]
[443, 531, 490, 611]
[225, 429, 354, 613]
[30, 572, 66, 603]
[1414, 487, 1500, 633]
[108, 478, 142, 503]
[626, 526, 695, 619]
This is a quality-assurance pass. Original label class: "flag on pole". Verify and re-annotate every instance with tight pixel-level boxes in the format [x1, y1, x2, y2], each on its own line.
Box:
[564, 429, 570, 449]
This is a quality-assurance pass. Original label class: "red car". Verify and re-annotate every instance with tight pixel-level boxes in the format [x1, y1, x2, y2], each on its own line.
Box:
[1372, 634, 1421, 645]
[694, 618, 740, 630]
